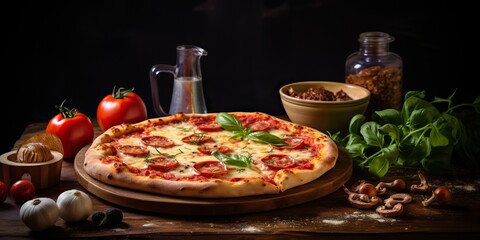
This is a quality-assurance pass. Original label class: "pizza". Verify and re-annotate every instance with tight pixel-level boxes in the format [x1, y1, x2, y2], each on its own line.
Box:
[84, 112, 338, 198]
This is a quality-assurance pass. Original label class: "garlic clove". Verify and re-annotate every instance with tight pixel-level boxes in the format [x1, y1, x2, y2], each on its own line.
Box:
[17, 142, 53, 163]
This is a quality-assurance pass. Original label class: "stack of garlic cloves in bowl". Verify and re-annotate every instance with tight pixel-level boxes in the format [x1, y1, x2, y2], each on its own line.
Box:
[0, 133, 64, 189]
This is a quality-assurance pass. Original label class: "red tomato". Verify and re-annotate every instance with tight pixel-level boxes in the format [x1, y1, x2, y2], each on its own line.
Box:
[97, 86, 148, 131]
[46, 100, 94, 159]
[0, 180, 7, 203]
[10, 180, 36, 203]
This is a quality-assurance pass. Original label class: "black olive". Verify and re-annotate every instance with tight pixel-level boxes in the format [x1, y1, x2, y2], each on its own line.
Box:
[101, 208, 123, 227]
[91, 212, 105, 226]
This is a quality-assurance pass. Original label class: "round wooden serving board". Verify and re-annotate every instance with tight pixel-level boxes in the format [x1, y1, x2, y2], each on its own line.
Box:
[74, 145, 352, 216]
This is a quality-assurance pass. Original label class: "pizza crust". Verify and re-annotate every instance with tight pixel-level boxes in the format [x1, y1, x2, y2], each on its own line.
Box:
[84, 112, 338, 198]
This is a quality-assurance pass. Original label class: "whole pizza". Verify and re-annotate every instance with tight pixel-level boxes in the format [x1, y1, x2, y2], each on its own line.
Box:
[84, 112, 338, 198]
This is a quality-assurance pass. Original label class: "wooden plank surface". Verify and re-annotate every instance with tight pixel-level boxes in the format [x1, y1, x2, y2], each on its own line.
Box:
[1, 122, 480, 239]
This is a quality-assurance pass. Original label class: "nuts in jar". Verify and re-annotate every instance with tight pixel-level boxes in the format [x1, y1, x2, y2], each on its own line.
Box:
[346, 65, 402, 113]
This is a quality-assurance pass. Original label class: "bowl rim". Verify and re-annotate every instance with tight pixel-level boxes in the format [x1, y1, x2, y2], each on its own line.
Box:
[279, 81, 370, 106]
[0, 150, 63, 167]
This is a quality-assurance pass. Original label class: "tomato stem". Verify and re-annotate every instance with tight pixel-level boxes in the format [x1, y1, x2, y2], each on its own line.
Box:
[112, 85, 135, 99]
[55, 99, 78, 119]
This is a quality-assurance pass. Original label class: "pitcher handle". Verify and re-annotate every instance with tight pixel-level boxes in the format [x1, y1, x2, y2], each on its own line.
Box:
[149, 64, 176, 116]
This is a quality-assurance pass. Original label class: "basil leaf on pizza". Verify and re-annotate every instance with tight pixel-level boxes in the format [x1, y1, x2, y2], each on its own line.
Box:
[216, 112, 287, 146]
[216, 112, 243, 131]
[248, 131, 288, 146]
[212, 150, 252, 168]
[84, 112, 339, 198]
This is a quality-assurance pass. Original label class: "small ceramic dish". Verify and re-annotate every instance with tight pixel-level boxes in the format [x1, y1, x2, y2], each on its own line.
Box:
[279, 81, 370, 134]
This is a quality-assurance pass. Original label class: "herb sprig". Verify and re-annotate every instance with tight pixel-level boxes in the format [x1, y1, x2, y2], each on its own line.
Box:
[216, 112, 287, 146]
[330, 90, 480, 178]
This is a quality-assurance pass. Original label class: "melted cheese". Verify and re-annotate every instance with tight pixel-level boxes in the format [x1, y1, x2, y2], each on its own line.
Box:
[114, 121, 315, 180]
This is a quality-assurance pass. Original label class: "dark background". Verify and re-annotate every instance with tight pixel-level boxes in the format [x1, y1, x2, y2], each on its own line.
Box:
[1, 0, 471, 154]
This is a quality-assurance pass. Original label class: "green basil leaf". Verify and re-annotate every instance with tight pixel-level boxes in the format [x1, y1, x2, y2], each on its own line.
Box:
[229, 128, 250, 140]
[369, 155, 390, 178]
[360, 122, 385, 147]
[216, 112, 243, 131]
[404, 90, 426, 101]
[372, 109, 401, 125]
[347, 133, 364, 146]
[379, 123, 400, 143]
[349, 114, 366, 135]
[398, 136, 430, 167]
[402, 96, 440, 128]
[247, 131, 287, 146]
[212, 150, 250, 168]
[346, 142, 367, 159]
[381, 144, 399, 164]
[430, 120, 450, 147]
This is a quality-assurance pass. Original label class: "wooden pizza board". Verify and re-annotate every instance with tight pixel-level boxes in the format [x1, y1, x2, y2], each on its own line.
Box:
[74, 145, 352, 216]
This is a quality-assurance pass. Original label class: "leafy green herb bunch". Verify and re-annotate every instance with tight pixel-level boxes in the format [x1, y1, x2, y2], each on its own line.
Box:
[330, 90, 480, 178]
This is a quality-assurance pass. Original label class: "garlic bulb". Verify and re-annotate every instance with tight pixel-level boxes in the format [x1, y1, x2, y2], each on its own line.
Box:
[20, 198, 59, 231]
[17, 142, 53, 163]
[56, 189, 93, 223]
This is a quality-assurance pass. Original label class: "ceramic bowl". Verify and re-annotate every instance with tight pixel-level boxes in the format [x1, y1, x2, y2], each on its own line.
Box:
[279, 81, 370, 135]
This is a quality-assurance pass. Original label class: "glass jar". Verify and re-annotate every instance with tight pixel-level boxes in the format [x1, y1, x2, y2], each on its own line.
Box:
[345, 32, 403, 117]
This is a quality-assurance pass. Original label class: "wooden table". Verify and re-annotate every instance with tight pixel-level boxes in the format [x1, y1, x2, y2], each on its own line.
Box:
[1, 122, 479, 239]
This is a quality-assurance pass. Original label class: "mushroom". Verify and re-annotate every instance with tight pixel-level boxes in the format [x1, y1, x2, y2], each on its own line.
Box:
[384, 193, 413, 208]
[376, 179, 407, 195]
[376, 203, 404, 218]
[342, 185, 382, 209]
[410, 170, 430, 193]
[351, 180, 378, 197]
[422, 186, 452, 207]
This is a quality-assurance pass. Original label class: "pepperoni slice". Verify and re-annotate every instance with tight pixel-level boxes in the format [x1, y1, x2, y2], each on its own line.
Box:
[276, 137, 305, 149]
[147, 155, 179, 171]
[181, 133, 213, 145]
[197, 145, 232, 155]
[247, 120, 271, 132]
[142, 136, 175, 148]
[117, 145, 150, 156]
[100, 143, 117, 155]
[260, 154, 296, 169]
[197, 122, 223, 132]
[193, 160, 228, 177]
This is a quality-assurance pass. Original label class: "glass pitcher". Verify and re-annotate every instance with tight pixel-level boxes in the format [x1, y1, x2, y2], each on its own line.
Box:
[149, 45, 208, 116]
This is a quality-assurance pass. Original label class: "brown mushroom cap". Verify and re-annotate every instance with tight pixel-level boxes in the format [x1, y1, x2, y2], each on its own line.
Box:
[410, 171, 429, 193]
[384, 193, 413, 208]
[376, 203, 404, 218]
